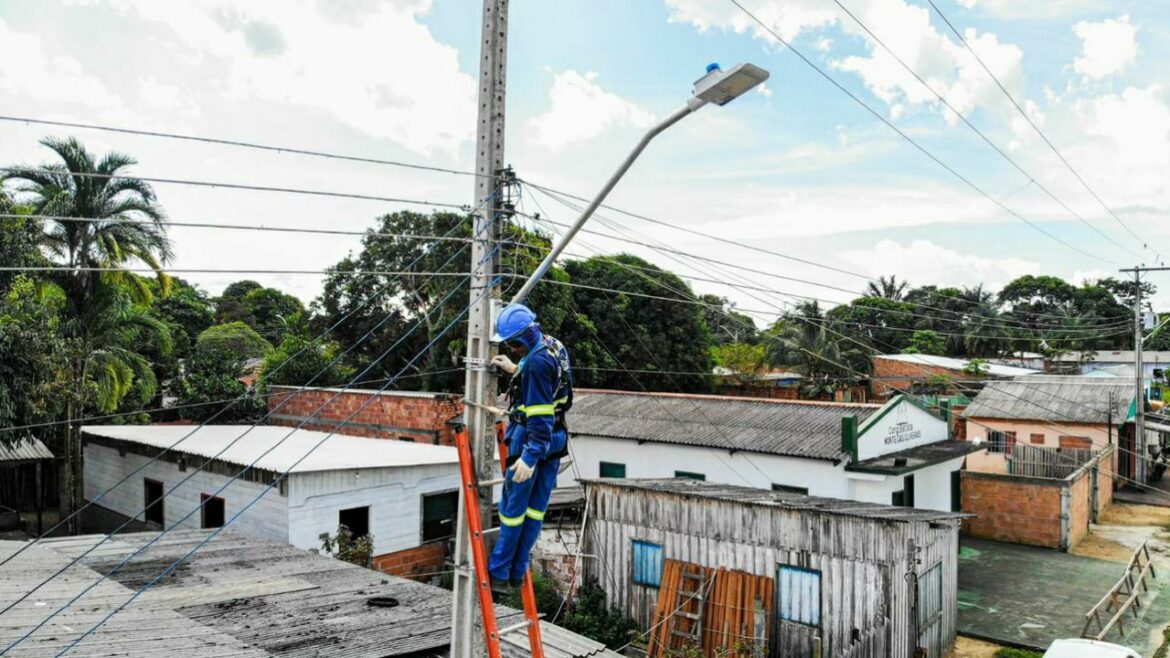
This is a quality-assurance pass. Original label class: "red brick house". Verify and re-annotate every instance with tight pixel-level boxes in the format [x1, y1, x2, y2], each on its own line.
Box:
[267, 386, 463, 446]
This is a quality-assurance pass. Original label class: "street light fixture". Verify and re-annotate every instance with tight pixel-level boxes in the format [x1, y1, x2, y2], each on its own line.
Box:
[510, 62, 770, 304]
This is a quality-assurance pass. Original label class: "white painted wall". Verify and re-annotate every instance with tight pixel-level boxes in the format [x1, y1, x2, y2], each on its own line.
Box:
[83, 443, 289, 543]
[287, 463, 462, 555]
[564, 435, 965, 512]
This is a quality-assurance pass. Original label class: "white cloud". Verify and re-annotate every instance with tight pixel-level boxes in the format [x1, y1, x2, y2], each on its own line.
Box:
[526, 70, 656, 151]
[1072, 14, 1138, 80]
[108, 0, 476, 155]
[0, 18, 121, 108]
[1069, 84, 1170, 208]
[956, 0, 1108, 19]
[137, 77, 199, 115]
[756, 82, 774, 98]
[839, 239, 1038, 290]
[667, 0, 1026, 126]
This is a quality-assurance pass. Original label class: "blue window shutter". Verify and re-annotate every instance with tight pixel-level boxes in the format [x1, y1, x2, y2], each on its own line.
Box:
[778, 565, 821, 626]
[632, 541, 664, 587]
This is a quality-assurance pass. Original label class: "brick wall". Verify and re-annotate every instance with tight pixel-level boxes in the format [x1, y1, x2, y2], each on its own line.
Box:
[267, 387, 463, 446]
[373, 541, 447, 580]
[872, 357, 965, 398]
[961, 471, 1065, 548]
[532, 528, 583, 596]
[1098, 454, 1114, 512]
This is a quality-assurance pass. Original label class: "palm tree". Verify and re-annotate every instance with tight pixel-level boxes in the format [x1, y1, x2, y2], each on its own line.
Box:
[3, 136, 173, 532]
[865, 275, 908, 301]
[767, 302, 867, 396]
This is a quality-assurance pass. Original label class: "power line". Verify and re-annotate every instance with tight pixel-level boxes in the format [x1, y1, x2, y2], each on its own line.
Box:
[723, 0, 1115, 265]
[5, 169, 468, 210]
[830, 0, 1141, 258]
[0, 213, 476, 243]
[0, 115, 484, 180]
[2, 278, 486, 653]
[925, 0, 1148, 251]
[523, 180, 1131, 328]
[526, 182, 1133, 334]
[1, 267, 475, 276]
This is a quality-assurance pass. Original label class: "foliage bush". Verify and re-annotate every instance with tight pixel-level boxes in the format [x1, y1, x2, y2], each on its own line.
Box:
[994, 648, 1044, 658]
[321, 524, 374, 569]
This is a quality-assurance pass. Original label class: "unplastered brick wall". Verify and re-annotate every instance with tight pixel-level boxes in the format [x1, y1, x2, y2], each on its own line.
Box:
[532, 527, 583, 595]
[373, 542, 447, 580]
[1068, 472, 1091, 548]
[961, 472, 1064, 548]
[871, 358, 964, 398]
[267, 386, 463, 446]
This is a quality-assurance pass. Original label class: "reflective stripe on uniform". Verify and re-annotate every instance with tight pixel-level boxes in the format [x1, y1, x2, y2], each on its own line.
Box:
[521, 403, 556, 416]
[499, 512, 525, 527]
[525, 508, 545, 521]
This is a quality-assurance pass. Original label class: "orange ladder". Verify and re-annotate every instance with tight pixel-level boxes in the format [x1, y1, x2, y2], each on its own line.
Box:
[454, 421, 545, 658]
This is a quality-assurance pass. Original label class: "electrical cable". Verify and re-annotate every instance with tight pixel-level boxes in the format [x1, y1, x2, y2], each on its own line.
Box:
[830, 0, 1142, 258]
[2, 275, 486, 654]
[5, 169, 468, 210]
[42, 279, 493, 658]
[925, 0, 1148, 251]
[724, 0, 1114, 265]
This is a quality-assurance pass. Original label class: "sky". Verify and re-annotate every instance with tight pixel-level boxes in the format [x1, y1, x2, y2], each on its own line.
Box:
[2, 0, 1169, 326]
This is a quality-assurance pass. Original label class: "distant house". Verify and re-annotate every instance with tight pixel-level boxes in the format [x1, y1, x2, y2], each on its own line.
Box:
[583, 478, 965, 658]
[871, 353, 1039, 399]
[962, 376, 1131, 465]
[1054, 350, 1170, 378]
[81, 424, 466, 578]
[0, 528, 619, 657]
[562, 390, 979, 511]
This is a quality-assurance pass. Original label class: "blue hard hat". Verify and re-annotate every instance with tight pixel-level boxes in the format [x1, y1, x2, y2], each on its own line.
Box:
[493, 303, 537, 342]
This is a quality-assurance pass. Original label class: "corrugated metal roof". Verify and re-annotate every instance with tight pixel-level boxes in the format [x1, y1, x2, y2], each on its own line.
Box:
[584, 478, 965, 522]
[0, 436, 53, 463]
[81, 424, 459, 473]
[569, 390, 881, 461]
[874, 353, 1040, 377]
[962, 376, 1133, 423]
[0, 529, 618, 658]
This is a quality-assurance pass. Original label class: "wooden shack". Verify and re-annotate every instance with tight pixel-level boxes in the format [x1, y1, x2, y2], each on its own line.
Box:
[583, 478, 965, 658]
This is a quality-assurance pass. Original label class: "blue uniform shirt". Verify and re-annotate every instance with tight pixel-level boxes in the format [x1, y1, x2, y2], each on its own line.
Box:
[511, 338, 570, 467]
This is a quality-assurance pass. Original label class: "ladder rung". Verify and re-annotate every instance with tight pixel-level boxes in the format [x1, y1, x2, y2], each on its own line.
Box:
[480, 526, 500, 536]
[673, 630, 701, 639]
[480, 477, 506, 487]
[678, 611, 700, 620]
[681, 571, 704, 579]
[499, 618, 536, 636]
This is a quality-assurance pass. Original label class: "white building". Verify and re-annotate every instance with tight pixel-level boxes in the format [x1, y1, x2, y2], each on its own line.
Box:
[559, 390, 980, 512]
[81, 424, 464, 575]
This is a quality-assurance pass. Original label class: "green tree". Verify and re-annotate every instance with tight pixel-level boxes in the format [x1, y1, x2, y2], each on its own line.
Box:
[315, 211, 571, 392]
[560, 254, 713, 392]
[260, 334, 354, 389]
[903, 329, 946, 356]
[765, 301, 867, 396]
[701, 294, 759, 345]
[194, 322, 272, 361]
[0, 277, 68, 440]
[865, 274, 908, 301]
[3, 136, 173, 531]
[827, 296, 916, 353]
[712, 342, 767, 384]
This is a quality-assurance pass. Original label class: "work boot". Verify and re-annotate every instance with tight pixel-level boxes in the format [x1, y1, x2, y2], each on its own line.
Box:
[490, 575, 513, 593]
[509, 576, 525, 589]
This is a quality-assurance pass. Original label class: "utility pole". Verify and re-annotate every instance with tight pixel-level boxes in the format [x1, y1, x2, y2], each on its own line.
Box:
[451, 1, 508, 656]
[1134, 268, 1145, 484]
[1120, 265, 1170, 484]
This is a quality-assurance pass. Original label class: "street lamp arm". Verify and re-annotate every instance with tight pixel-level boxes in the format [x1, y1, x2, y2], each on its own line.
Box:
[510, 102, 696, 304]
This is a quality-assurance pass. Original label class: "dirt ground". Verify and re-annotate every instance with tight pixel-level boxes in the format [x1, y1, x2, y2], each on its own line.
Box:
[949, 636, 1007, 658]
[1071, 502, 1170, 564]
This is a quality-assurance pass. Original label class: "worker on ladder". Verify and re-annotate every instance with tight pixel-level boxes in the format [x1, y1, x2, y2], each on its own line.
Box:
[487, 302, 573, 588]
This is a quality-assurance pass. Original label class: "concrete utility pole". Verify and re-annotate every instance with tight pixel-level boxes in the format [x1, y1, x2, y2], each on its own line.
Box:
[451, 0, 508, 656]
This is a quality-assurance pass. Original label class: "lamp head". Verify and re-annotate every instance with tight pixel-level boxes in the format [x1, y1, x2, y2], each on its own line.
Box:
[692, 62, 770, 107]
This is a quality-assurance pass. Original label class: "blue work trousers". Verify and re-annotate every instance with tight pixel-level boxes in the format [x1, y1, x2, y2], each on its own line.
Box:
[488, 427, 565, 581]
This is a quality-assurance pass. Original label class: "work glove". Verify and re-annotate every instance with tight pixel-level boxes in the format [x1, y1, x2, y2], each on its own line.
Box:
[511, 458, 535, 484]
[491, 354, 517, 374]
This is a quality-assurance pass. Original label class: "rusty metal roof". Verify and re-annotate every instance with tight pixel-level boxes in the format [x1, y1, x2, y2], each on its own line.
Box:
[569, 389, 881, 461]
[0, 436, 53, 463]
[584, 477, 966, 523]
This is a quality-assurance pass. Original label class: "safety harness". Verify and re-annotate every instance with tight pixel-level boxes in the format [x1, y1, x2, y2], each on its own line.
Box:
[505, 334, 573, 466]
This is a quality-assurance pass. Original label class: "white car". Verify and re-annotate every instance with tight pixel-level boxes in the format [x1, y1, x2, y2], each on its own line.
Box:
[1044, 639, 1141, 658]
